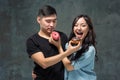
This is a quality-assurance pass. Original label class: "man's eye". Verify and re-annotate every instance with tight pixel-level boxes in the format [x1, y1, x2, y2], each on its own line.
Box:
[46, 20, 51, 23]
[53, 20, 56, 23]
[82, 25, 86, 27]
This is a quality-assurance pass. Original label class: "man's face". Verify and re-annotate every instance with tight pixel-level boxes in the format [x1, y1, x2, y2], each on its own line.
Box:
[37, 14, 57, 34]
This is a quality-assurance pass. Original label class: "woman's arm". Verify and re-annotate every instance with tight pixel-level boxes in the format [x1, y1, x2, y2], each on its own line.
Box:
[62, 57, 74, 71]
[48, 37, 81, 70]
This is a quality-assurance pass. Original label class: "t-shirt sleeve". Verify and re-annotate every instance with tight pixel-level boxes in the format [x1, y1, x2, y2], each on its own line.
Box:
[26, 38, 41, 58]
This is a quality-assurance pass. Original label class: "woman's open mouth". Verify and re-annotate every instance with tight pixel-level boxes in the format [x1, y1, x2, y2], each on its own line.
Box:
[76, 31, 83, 38]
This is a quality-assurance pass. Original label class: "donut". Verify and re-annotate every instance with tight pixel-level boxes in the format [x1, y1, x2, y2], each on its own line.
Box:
[71, 37, 80, 46]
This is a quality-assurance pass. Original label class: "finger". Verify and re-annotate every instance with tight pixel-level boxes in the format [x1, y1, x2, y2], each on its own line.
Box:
[32, 73, 37, 79]
[49, 37, 52, 43]
[68, 41, 72, 46]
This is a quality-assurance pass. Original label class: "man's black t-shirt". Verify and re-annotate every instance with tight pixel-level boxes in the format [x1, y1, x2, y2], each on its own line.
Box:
[26, 31, 68, 80]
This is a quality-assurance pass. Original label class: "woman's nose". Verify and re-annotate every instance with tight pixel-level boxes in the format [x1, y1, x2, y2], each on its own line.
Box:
[78, 26, 81, 30]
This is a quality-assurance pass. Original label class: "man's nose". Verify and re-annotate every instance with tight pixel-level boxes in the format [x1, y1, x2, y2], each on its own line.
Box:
[50, 22, 54, 26]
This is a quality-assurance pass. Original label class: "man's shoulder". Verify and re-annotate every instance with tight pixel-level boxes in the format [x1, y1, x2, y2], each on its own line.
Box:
[56, 30, 67, 36]
[56, 30, 68, 43]
[26, 33, 38, 41]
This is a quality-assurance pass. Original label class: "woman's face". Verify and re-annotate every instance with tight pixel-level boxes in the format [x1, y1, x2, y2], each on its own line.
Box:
[73, 17, 89, 41]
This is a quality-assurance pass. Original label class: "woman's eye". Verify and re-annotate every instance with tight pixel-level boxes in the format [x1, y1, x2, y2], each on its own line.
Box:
[74, 24, 78, 27]
[82, 24, 87, 27]
[82, 25, 86, 27]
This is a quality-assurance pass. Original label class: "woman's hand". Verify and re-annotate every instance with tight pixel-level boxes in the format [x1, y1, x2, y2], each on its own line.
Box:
[66, 40, 82, 54]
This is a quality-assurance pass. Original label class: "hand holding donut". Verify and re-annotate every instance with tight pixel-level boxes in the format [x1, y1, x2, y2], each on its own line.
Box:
[70, 37, 81, 46]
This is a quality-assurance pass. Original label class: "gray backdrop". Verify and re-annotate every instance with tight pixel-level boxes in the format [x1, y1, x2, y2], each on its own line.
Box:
[0, 0, 120, 80]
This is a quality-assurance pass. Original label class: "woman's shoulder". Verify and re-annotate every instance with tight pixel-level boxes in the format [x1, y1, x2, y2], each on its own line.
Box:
[87, 45, 96, 54]
[89, 45, 95, 50]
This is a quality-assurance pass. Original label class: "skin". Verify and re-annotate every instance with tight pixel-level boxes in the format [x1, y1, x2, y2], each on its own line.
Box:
[73, 17, 89, 41]
[37, 14, 57, 39]
[31, 14, 81, 70]
[31, 14, 82, 79]
[62, 17, 89, 71]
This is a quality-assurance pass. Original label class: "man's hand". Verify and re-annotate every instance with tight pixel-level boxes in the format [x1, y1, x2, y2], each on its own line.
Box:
[32, 71, 37, 80]
[49, 33, 62, 49]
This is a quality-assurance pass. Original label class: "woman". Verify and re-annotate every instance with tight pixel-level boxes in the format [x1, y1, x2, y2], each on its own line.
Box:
[62, 14, 97, 80]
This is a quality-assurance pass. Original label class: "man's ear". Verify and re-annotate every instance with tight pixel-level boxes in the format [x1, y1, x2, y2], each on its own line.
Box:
[37, 16, 41, 23]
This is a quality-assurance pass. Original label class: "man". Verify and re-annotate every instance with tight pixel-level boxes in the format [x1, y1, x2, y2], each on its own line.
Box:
[26, 5, 80, 80]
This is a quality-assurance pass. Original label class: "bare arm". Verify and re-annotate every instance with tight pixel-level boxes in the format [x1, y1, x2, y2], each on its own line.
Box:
[30, 37, 66, 69]
[31, 36, 80, 69]
[59, 41, 82, 71]
[31, 41, 80, 69]
[62, 57, 74, 71]
[59, 44, 74, 71]
[60, 41, 82, 71]
[31, 50, 68, 69]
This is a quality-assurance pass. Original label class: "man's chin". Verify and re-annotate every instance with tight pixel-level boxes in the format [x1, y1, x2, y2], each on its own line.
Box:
[48, 30, 55, 33]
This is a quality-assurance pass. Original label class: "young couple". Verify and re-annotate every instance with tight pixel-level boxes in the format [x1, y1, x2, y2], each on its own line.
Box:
[26, 5, 97, 80]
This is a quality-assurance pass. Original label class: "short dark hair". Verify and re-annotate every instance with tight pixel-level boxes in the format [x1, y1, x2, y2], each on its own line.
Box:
[38, 5, 57, 17]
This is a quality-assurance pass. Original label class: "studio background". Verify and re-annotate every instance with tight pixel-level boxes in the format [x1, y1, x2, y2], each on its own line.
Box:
[0, 0, 120, 80]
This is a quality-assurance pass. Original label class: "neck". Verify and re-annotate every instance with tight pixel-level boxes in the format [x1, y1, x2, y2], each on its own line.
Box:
[38, 30, 50, 39]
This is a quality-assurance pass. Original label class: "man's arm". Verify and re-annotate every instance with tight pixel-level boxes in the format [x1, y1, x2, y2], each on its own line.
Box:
[31, 42, 80, 69]
[31, 50, 68, 69]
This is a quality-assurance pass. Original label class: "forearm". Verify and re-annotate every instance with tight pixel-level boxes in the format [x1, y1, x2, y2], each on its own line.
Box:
[38, 43, 80, 69]
[42, 53, 68, 68]
[62, 57, 74, 71]
[59, 46, 74, 71]
[31, 51, 69, 69]
[44, 47, 75, 68]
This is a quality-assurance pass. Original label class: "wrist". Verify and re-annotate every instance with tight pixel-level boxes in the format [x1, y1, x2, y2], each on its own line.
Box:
[58, 46, 63, 53]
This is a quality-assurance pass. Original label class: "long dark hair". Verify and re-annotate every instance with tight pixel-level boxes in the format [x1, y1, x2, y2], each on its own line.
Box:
[69, 14, 97, 61]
